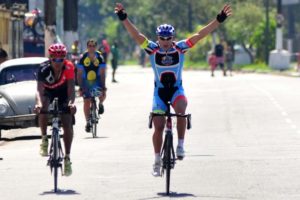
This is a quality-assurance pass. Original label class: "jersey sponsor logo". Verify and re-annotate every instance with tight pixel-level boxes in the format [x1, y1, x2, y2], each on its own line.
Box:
[45, 70, 55, 84]
[84, 57, 91, 67]
[44, 76, 66, 89]
[87, 70, 96, 81]
[161, 55, 173, 66]
[93, 59, 99, 67]
[155, 51, 179, 66]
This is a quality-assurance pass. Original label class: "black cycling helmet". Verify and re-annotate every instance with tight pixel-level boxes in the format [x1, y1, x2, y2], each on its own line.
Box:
[156, 24, 175, 37]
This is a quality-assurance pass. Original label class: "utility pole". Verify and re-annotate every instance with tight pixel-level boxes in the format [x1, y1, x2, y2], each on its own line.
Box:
[63, 0, 78, 56]
[269, 0, 290, 70]
[44, 0, 57, 57]
[287, 5, 295, 53]
[264, 0, 270, 64]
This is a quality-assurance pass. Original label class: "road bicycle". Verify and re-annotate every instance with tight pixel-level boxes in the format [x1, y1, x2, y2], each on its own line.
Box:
[88, 88, 102, 138]
[149, 102, 191, 195]
[44, 98, 64, 192]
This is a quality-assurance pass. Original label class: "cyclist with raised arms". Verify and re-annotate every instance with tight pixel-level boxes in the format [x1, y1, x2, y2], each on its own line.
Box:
[35, 43, 76, 176]
[77, 39, 107, 133]
[115, 3, 232, 176]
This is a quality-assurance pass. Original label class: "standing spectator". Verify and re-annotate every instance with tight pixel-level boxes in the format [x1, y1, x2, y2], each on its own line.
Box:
[214, 41, 226, 76]
[208, 52, 217, 77]
[99, 39, 110, 63]
[0, 43, 8, 64]
[71, 40, 80, 63]
[225, 45, 234, 76]
[111, 41, 119, 83]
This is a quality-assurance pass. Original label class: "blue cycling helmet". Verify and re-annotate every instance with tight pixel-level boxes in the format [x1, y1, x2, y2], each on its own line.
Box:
[156, 24, 175, 37]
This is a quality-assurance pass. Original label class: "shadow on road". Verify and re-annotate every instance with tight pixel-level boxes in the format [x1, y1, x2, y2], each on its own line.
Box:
[188, 154, 215, 157]
[0, 135, 41, 142]
[139, 192, 197, 199]
[84, 136, 109, 139]
[158, 192, 196, 198]
[40, 189, 80, 195]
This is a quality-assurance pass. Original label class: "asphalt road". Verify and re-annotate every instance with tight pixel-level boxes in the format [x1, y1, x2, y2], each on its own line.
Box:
[1, 67, 300, 200]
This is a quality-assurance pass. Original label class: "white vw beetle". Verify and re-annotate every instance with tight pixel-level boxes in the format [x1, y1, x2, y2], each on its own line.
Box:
[0, 57, 48, 138]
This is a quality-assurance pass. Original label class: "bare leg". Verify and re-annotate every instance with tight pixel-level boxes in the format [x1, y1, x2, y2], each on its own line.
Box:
[152, 116, 165, 154]
[61, 114, 73, 155]
[39, 114, 48, 136]
[173, 99, 187, 140]
[83, 98, 91, 121]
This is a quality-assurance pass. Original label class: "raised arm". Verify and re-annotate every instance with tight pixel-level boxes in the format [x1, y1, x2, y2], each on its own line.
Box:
[115, 3, 147, 45]
[188, 4, 232, 46]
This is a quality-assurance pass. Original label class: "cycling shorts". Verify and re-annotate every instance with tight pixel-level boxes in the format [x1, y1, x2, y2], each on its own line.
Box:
[152, 85, 187, 113]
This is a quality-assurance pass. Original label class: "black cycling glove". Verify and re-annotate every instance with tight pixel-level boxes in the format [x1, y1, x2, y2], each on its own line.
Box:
[216, 10, 227, 23]
[116, 9, 127, 21]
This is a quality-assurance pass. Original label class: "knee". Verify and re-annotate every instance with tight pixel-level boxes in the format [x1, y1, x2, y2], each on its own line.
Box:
[63, 125, 73, 135]
[154, 123, 164, 133]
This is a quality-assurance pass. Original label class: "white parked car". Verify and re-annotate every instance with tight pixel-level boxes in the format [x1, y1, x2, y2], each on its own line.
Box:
[0, 57, 48, 138]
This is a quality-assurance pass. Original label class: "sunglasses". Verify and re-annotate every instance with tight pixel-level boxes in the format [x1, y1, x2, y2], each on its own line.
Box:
[159, 36, 172, 41]
[88, 45, 96, 48]
[51, 58, 64, 63]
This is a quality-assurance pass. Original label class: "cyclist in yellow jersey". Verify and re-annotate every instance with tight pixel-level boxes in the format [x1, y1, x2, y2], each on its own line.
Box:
[77, 39, 107, 132]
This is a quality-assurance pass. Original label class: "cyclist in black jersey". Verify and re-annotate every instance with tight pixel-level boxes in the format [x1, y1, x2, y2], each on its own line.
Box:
[35, 43, 76, 176]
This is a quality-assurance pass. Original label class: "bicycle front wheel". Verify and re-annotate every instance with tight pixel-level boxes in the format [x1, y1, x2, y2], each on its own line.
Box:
[91, 101, 98, 138]
[53, 131, 59, 192]
[164, 132, 173, 195]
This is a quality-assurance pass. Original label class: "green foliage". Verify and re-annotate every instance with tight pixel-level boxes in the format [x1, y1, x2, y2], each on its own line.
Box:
[250, 16, 276, 62]
[225, 2, 265, 43]
[76, 0, 295, 64]
[183, 25, 212, 62]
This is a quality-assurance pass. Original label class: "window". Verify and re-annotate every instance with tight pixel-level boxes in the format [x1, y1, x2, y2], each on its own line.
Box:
[0, 64, 39, 85]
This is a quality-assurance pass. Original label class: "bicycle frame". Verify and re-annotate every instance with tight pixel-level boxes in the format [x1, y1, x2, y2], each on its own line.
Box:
[46, 98, 64, 193]
[148, 103, 191, 195]
[90, 96, 99, 138]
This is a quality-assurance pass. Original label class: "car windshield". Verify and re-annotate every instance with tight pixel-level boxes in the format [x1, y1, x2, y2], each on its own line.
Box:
[0, 64, 39, 85]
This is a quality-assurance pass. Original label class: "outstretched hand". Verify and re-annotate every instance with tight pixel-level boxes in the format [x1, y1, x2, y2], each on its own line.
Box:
[222, 4, 232, 17]
[114, 3, 125, 13]
[115, 3, 127, 21]
[216, 4, 232, 23]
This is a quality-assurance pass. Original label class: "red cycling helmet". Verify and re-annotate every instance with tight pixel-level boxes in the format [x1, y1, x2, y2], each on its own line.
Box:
[48, 43, 67, 57]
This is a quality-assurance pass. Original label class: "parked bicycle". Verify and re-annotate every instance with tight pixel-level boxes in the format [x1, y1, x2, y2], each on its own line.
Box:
[23, 8, 45, 41]
[43, 98, 65, 192]
[149, 102, 191, 195]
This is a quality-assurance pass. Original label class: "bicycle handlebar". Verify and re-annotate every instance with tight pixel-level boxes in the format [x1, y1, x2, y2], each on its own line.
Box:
[148, 112, 192, 130]
[151, 112, 190, 118]
[39, 98, 70, 115]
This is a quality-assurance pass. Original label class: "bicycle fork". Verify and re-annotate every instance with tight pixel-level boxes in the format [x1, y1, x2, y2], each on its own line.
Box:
[160, 130, 176, 176]
[47, 127, 64, 174]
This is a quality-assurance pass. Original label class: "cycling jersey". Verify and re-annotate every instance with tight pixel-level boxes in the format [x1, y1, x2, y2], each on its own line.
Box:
[141, 38, 193, 113]
[38, 59, 75, 104]
[77, 51, 106, 98]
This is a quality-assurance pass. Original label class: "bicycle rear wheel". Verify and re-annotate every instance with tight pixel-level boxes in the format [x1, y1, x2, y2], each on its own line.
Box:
[164, 132, 173, 195]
